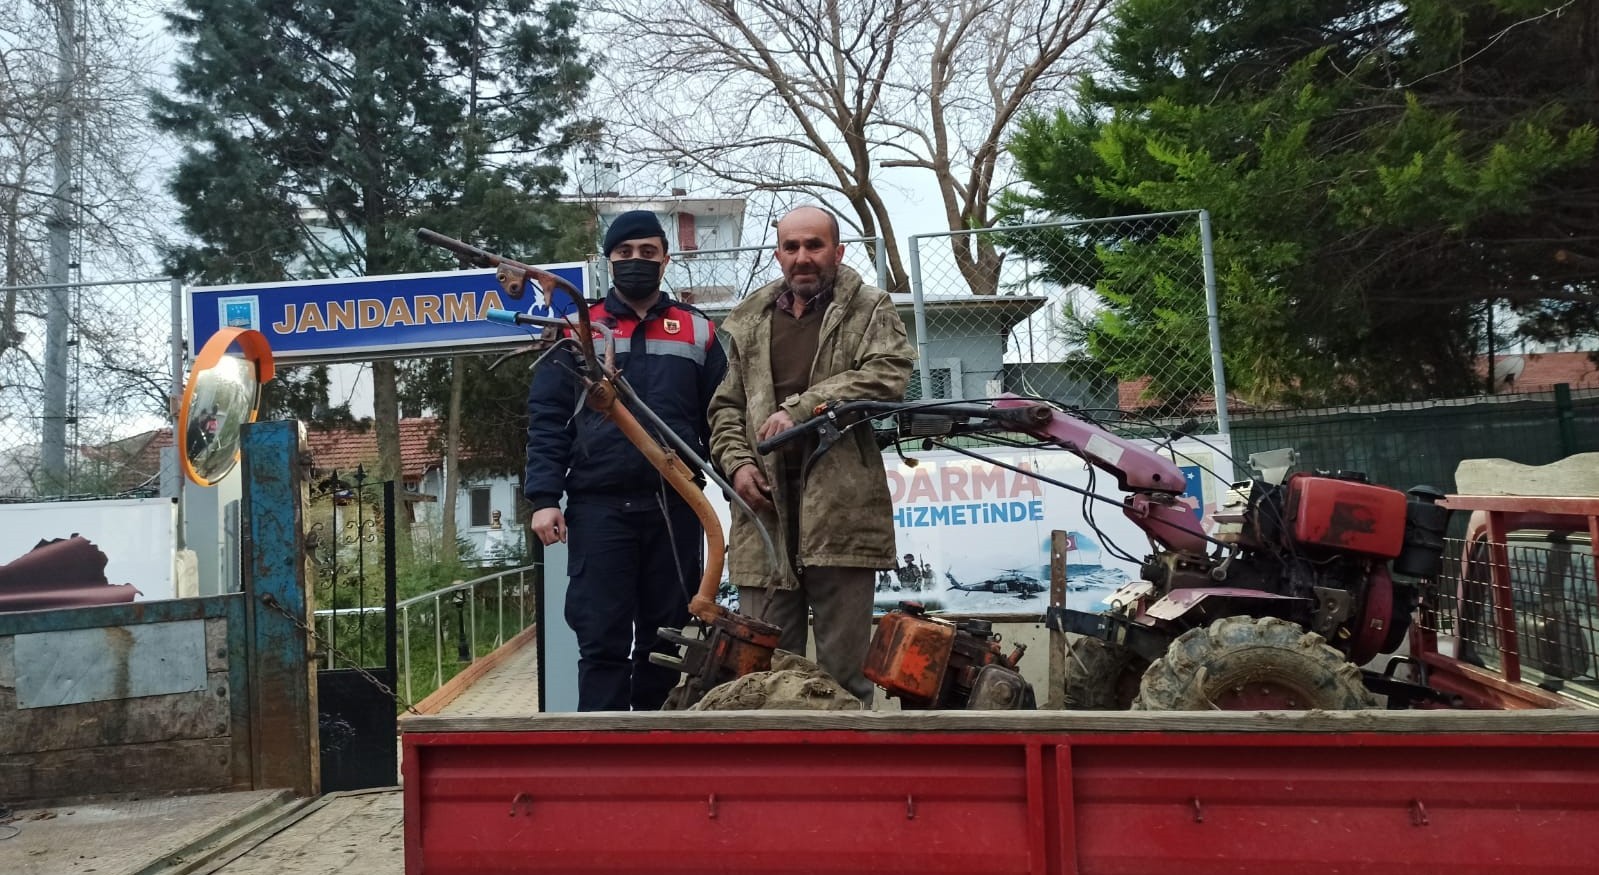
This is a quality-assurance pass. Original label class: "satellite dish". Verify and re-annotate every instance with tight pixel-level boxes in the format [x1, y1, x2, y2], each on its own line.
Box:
[1492, 355, 1526, 388]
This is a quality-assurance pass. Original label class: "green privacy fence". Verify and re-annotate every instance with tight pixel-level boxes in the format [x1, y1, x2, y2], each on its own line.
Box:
[1227, 386, 1598, 494]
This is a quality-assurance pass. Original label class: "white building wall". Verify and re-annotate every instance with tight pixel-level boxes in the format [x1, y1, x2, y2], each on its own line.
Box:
[454, 475, 525, 565]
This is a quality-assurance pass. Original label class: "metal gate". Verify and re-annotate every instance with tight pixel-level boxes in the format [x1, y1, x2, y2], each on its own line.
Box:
[308, 468, 400, 791]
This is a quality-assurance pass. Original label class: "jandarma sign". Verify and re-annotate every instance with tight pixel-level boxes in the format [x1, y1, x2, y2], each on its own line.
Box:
[187, 265, 586, 364]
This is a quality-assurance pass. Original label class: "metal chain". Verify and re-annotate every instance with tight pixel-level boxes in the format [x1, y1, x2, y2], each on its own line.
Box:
[259, 593, 421, 715]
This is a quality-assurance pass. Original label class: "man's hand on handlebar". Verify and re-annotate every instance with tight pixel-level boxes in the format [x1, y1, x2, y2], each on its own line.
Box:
[732, 464, 773, 514]
[756, 409, 797, 443]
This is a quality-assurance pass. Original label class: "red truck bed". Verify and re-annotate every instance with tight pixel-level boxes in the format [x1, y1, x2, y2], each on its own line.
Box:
[402, 709, 1599, 875]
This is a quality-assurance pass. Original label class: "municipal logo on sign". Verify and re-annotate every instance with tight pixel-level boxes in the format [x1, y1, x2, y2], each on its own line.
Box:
[219, 296, 259, 330]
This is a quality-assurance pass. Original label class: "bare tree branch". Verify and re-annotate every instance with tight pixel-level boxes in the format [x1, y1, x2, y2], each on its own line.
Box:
[586, 0, 1108, 294]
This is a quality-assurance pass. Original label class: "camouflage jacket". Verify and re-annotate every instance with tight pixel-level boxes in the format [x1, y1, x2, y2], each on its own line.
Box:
[709, 265, 914, 589]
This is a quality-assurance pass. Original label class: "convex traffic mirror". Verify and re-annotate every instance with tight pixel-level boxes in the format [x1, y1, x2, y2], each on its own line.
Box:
[179, 328, 274, 486]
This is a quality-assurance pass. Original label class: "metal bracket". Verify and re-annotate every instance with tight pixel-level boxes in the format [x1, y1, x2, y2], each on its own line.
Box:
[1045, 607, 1171, 663]
[1361, 669, 1464, 709]
[1409, 799, 1429, 827]
[509, 792, 533, 817]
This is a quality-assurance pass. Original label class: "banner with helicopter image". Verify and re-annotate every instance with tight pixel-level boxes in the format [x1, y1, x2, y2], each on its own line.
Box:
[708, 435, 1234, 616]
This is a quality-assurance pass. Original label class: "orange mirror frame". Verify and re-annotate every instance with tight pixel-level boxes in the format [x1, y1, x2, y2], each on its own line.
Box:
[178, 328, 275, 487]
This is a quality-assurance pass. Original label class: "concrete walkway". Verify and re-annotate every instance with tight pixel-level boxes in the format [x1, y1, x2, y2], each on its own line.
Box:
[0, 634, 536, 875]
[434, 632, 539, 717]
[203, 790, 402, 875]
[0, 789, 287, 875]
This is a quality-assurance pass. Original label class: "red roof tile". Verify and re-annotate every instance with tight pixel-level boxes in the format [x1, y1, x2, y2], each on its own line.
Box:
[80, 428, 174, 492]
[1115, 376, 1237, 414]
[78, 418, 459, 491]
[303, 418, 445, 483]
[1480, 352, 1599, 394]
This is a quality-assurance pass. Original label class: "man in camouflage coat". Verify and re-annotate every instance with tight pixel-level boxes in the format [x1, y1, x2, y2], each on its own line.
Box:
[709, 205, 913, 702]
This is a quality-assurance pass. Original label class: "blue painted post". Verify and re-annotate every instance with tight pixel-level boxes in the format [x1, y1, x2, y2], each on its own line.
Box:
[240, 419, 318, 796]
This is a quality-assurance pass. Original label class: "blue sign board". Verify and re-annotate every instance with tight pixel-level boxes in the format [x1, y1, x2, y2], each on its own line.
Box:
[187, 265, 588, 364]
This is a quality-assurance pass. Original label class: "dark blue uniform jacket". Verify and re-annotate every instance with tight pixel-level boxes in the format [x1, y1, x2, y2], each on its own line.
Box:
[524, 292, 727, 511]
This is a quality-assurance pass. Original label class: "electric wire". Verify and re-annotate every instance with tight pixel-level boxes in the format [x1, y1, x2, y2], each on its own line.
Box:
[924, 438, 1233, 552]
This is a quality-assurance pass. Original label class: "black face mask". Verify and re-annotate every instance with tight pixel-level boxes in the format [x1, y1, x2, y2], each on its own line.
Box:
[611, 258, 663, 301]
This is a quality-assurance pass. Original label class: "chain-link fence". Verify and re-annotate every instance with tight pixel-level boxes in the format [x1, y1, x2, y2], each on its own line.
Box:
[904, 211, 1226, 429]
[0, 277, 182, 501]
[644, 237, 888, 308]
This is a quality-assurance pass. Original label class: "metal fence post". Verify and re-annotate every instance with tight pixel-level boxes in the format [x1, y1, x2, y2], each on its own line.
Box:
[907, 235, 935, 399]
[874, 236, 889, 290]
[170, 277, 185, 396]
[433, 594, 444, 687]
[401, 605, 413, 704]
[1554, 383, 1577, 457]
[170, 277, 186, 531]
[1199, 210, 1231, 437]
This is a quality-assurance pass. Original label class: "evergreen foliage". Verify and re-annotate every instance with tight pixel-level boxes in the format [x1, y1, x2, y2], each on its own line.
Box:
[154, 0, 596, 480]
[1002, 0, 1599, 405]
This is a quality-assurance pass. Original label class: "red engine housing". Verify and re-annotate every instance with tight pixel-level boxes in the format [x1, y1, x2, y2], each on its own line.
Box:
[865, 604, 1027, 709]
[1283, 473, 1406, 559]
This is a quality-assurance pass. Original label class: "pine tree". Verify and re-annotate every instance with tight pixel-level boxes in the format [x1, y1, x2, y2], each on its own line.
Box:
[1002, 0, 1598, 406]
[154, 0, 594, 498]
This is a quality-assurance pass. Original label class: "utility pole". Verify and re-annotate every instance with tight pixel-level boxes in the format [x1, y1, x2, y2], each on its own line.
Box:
[42, 0, 77, 494]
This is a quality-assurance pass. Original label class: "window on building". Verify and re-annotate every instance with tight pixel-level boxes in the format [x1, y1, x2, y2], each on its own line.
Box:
[469, 487, 493, 528]
[677, 212, 698, 251]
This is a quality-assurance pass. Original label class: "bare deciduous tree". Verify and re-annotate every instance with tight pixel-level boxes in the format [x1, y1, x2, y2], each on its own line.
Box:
[0, 0, 173, 494]
[591, 0, 1108, 294]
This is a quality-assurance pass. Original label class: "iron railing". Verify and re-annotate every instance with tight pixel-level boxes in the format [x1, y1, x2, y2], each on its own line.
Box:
[313, 563, 537, 705]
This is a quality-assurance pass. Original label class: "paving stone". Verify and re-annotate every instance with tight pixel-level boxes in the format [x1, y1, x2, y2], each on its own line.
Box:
[0, 789, 285, 875]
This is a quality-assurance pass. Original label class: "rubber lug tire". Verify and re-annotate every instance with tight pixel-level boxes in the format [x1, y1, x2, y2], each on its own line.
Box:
[1062, 635, 1148, 710]
[1132, 615, 1377, 711]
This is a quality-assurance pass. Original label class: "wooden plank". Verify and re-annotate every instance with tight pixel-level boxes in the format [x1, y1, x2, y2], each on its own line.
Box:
[226, 594, 255, 790]
[1046, 530, 1068, 710]
[1454, 453, 1599, 497]
[0, 592, 240, 637]
[241, 420, 318, 797]
[0, 634, 13, 692]
[0, 671, 231, 756]
[413, 623, 539, 715]
[0, 735, 233, 802]
[203, 790, 403, 875]
[401, 707, 1599, 736]
[207, 615, 230, 672]
[1442, 495, 1599, 516]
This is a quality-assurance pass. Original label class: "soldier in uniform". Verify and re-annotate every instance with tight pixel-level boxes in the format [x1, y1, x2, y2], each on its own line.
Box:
[525, 211, 727, 711]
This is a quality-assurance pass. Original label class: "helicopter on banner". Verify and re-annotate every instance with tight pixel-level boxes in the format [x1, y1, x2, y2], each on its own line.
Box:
[945, 568, 1048, 599]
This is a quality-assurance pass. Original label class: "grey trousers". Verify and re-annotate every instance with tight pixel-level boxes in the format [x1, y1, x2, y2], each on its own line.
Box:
[739, 566, 876, 704]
